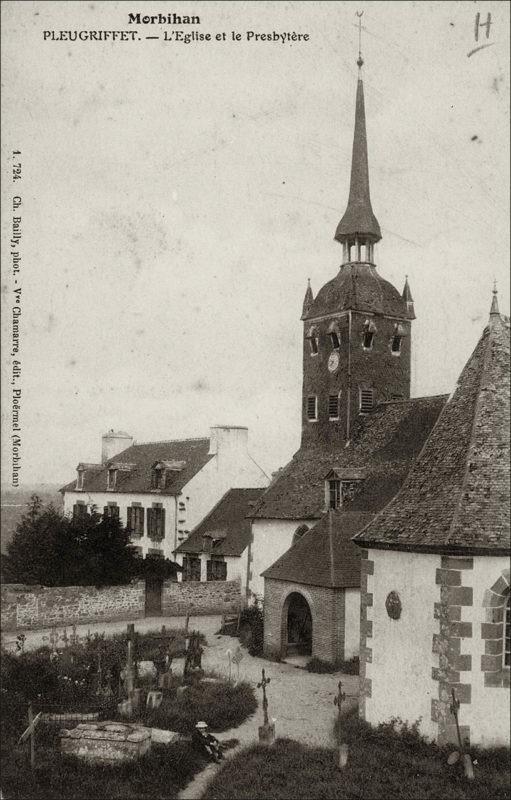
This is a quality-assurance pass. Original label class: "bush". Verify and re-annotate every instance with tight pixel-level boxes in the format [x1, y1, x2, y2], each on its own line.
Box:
[239, 601, 264, 656]
[148, 679, 257, 733]
[305, 657, 338, 674]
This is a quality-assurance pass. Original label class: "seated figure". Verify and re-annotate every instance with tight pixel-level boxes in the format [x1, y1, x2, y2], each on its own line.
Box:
[192, 721, 224, 762]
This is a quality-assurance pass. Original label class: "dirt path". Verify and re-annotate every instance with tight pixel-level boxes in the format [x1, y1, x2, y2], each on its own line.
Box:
[178, 633, 359, 800]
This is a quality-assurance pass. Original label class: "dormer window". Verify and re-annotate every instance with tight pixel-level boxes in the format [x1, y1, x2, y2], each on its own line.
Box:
[362, 319, 377, 350]
[292, 524, 309, 545]
[328, 479, 341, 509]
[306, 326, 319, 356]
[151, 466, 165, 490]
[359, 388, 374, 413]
[76, 468, 85, 491]
[391, 323, 406, 355]
[107, 468, 117, 491]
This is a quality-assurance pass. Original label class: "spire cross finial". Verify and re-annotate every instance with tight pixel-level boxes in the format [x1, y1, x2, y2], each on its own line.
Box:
[356, 11, 364, 68]
[490, 279, 500, 316]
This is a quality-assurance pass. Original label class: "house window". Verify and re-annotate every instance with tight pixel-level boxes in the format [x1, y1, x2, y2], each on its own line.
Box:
[505, 594, 511, 668]
[127, 505, 145, 536]
[307, 395, 318, 420]
[328, 479, 341, 509]
[103, 503, 119, 520]
[76, 469, 85, 491]
[328, 394, 340, 419]
[359, 388, 374, 413]
[207, 559, 227, 582]
[391, 334, 402, 354]
[147, 506, 165, 541]
[182, 556, 201, 581]
[107, 468, 117, 491]
[329, 330, 340, 350]
[73, 503, 88, 519]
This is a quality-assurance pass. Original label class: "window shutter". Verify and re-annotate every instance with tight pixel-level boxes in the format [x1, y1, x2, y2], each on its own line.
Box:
[207, 561, 212, 581]
[160, 508, 166, 539]
[147, 507, 153, 537]
[138, 507, 145, 535]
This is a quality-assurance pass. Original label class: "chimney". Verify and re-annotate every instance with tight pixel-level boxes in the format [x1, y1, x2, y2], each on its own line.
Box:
[101, 430, 134, 464]
[208, 425, 248, 457]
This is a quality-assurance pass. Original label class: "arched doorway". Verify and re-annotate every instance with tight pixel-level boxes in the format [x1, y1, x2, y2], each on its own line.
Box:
[282, 592, 312, 658]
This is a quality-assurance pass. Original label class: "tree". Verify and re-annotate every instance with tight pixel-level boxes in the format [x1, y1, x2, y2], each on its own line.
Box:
[2, 495, 140, 587]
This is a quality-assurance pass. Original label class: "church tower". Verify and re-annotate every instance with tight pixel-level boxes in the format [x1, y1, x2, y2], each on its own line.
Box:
[301, 53, 415, 449]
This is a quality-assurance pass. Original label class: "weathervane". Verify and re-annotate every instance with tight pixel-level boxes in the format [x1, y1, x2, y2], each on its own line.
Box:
[356, 11, 364, 68]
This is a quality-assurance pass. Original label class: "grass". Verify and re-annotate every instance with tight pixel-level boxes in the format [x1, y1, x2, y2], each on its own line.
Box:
[202, 709, 511, 800]
[0, 738, 207, 799]
[143, 679, 257, 734]
[305, 655, 359, 674]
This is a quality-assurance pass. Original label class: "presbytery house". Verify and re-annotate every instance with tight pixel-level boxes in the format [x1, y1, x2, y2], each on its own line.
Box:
[353, 298, 510, 748]
[61, 425, 268, 561]
[252, 54, 445, 664]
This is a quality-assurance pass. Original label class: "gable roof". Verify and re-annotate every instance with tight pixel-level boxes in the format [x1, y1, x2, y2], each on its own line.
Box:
[354, 315, 510, 555]
[61, 438, 214, 496]
[262, 510, 373, 588]
[175, 488, 266, 557]
[251, 394, 447, 521]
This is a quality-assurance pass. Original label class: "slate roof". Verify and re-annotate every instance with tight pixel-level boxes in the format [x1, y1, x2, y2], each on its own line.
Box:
[175, 488, 265, 557]
[354, 314, 510, 554]
[303, 263, 413, 321]
[60, 438, 214, 496]
[262, 510, 373, 588]
[335, 77, 381, 244]
[251, 395, 447, 521]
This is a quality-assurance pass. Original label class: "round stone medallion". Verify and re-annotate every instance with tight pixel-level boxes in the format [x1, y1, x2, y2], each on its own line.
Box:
[385, 590, 402, 620]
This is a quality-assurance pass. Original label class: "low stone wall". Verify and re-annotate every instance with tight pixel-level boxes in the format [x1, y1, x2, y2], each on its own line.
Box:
[162, 578, 242, 616]
[0, 581, 145, 632]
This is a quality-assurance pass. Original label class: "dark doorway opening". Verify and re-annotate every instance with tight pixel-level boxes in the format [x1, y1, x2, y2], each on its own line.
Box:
[285, 592, 312, 656]
[145, 577, 163, 616]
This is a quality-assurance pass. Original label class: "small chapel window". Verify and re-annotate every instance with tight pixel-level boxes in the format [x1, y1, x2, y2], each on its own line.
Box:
[307, 395, 318, 421]
[505, 594, 511, 668]
[391, 334, 402, 354]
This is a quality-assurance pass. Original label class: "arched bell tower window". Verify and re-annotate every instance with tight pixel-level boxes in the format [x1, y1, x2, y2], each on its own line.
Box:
[328, 322, 341, 350]
[306, 326, 319, 356]
[362, 319, 377, 350]
[390, 323, 405, 355]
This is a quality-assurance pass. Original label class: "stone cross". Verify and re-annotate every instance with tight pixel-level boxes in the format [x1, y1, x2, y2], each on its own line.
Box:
[257, 668, 271, 726]
[334, 681, 348, 769]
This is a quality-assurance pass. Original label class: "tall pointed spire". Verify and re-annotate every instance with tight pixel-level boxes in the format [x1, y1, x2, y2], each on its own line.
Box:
[490, 280, 500, 316]
[301, 279, 314, 319]
[335, 30, 381, 249]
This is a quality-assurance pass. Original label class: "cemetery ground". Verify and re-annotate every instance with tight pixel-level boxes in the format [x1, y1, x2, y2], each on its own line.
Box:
[1, 615, 509, 800]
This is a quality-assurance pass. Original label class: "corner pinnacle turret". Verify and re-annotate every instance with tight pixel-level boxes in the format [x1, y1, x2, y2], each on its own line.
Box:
[335, 56, 381, 249]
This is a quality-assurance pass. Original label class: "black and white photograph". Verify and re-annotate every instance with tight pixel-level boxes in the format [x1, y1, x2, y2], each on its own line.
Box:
[1, 2, 509, 798]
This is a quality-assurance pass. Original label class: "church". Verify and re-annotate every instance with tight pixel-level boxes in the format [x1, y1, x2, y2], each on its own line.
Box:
[250, 47, 509, 746]
[250, 54, 446, 659]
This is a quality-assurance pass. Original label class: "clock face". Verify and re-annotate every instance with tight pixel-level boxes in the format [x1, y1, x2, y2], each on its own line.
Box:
[328, 352, 339, 372]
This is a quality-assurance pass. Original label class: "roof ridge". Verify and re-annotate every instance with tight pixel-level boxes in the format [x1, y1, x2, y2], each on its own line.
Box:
[134, 436, 209, 446]
[445, 326, 492, 545]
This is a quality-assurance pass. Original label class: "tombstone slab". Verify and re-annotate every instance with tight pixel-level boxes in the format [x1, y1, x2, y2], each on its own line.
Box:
[60, 721, 151, 764]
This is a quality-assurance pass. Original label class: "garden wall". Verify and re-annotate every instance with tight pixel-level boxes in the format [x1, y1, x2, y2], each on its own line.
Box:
[1, 578, 243, 632]
[0, 581, 145, 631]
[162, 578, 242, 616]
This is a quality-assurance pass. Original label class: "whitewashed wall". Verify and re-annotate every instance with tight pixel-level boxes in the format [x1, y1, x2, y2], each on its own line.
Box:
[366, 549, 439, 740]
[344, 587, 361, 659]
[250, 518, 312, 598]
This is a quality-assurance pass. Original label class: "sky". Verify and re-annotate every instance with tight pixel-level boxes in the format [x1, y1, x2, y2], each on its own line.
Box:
[1, 0, 509, 486]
